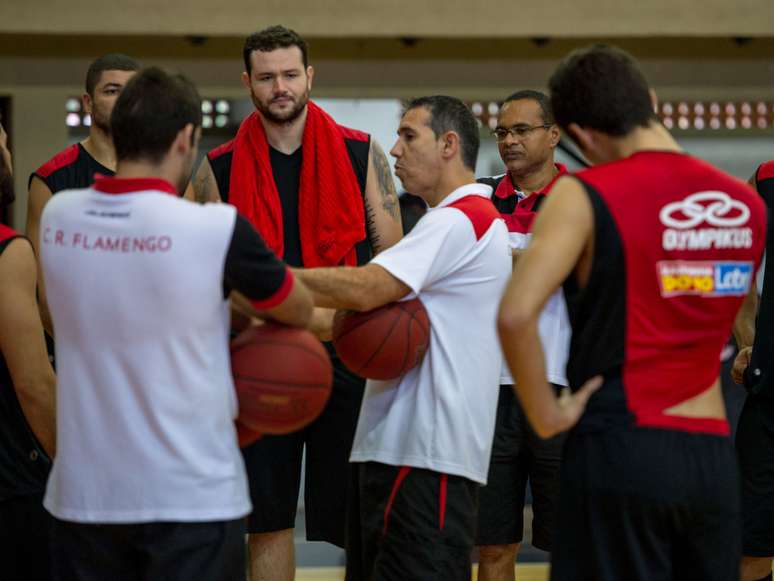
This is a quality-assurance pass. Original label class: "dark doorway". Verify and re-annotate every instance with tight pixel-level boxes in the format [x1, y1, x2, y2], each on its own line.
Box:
[0, 97, 11, 227]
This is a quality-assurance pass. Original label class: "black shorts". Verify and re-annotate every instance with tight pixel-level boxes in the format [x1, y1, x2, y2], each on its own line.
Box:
[0, 491, 52, 580]
[345, 462, 479, 581]
[476, 385, 565, 550]
[737, 393, 774, 557]
[241, 357, 365, 545]
[51, 517, 245, 581]
[551, 427, 740, 581]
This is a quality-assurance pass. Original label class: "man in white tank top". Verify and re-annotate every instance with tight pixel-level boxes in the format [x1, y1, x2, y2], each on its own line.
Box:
[40, 67, 313, 581]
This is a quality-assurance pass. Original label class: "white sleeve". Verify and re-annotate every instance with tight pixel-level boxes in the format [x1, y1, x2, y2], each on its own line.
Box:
[371, 208, 472, 294]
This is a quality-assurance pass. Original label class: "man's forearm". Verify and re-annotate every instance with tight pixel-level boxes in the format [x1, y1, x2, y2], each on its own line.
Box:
[16, 374, 56, 457]
[292, 266, 370, 311]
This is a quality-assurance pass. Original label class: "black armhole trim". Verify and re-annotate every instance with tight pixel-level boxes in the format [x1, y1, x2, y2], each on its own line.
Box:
[0, 235, 24, 256]
[564, 178, 625, 297]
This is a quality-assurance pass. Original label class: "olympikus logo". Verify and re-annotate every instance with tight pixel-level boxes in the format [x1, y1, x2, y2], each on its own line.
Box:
[660, 191, 753, 250]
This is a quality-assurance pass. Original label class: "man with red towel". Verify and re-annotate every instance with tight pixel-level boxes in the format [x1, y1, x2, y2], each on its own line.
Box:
[186, 25, 403, 580]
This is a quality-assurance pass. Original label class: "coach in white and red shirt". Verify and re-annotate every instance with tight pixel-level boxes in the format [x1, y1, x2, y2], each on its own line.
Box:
[295, 96, 509, 581]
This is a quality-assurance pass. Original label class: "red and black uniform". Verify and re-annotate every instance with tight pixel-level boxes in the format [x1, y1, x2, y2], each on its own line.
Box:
[29, 143, 111, 372]
[551, 151, 766, 581]
[207, 127, 372, 547]
[737, 160, 774, 557]
[0, 225, 52, 580]
[29, 143, 112, 194]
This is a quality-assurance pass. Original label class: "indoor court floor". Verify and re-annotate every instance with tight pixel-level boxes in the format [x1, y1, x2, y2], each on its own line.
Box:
[295, 564, 550, 581]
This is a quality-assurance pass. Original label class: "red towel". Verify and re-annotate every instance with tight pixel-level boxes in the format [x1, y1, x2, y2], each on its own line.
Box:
[228, 101, 366, 267]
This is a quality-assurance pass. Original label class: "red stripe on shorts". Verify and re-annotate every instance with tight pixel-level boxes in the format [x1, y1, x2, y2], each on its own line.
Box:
[439, 474, 448, 531]
[382, 466, 411, 535]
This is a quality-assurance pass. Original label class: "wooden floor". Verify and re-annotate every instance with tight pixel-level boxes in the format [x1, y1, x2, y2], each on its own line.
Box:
[296, 564, 549, 580]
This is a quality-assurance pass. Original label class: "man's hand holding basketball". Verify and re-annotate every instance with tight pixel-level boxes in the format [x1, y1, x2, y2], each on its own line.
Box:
[309, 308, 335, 342]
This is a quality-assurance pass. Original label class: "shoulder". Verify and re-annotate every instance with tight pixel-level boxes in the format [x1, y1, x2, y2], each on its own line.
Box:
[207, 139, 236, 162]
[41, 187, 88, 217]
[0, 234, 34, 274]
[0, 223, 20, 244]
[447, 195, 502, 240]
[755, 160, 774, 184]
[169, 196, 236, 227]
[338, 125, 370, 144]
[0, 224, 26, 258]
[34, 144, 81, 179]
[30, 144, 82, 191]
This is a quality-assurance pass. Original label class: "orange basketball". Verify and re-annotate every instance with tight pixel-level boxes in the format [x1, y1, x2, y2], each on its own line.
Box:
[231, 323, 333, 438]
[235, 419, 263, 448]
[333, 298, 430, 380]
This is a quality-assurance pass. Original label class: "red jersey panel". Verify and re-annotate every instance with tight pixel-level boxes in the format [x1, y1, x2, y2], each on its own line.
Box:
[568, 151, 766, 435]
[0, 223, 18, 244]
[448, 195, 502, 241]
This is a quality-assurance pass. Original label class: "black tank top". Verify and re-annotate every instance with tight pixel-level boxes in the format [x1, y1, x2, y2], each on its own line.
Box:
[29, 143, 113, 194]
[0, 228, 51, 501]
[269, 146, 303, 267]
[565, 152, 765, 435]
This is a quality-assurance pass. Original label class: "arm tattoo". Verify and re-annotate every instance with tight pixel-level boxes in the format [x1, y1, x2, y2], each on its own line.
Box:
[193, 162, 214, 204]
[369, 140, 400, 220]
[364, 196, 383, 252]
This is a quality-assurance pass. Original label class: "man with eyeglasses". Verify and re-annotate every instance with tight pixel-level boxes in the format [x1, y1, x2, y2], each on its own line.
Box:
[475, 90, 571, 581]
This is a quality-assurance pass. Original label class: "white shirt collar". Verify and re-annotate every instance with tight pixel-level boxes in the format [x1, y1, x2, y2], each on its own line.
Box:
[434, 183, 493, 210]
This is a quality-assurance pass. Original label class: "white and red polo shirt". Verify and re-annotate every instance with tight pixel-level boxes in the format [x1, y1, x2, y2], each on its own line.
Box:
[40, 175, 293, 523]
[483, 165, 571, 387]
[350, 183, 510, 484]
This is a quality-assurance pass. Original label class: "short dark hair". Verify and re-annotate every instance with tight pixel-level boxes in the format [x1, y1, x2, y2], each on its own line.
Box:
[85, 53, 140, 96]
[110, 67, 202, 164]
[405, 95, 480, 171]
[503, 90, 554, 124]
[548, 44, 656, 137]
[243, 25, 309, 74]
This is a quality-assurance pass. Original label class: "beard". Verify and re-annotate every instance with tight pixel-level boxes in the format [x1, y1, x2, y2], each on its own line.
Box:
[252, 88, 309, 125]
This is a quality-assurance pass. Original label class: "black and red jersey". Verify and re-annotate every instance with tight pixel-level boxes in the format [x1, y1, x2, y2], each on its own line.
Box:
[207, 125, 372, 267]
[478, 163, 567, 229]
[745, 160, 774, 396]
[566, 151, 766, 436]
[29, 143, 112, 194]
[0, 224, 51, 501]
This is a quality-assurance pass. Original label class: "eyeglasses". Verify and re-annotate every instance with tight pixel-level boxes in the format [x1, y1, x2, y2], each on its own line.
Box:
[491, 124, 553, 142]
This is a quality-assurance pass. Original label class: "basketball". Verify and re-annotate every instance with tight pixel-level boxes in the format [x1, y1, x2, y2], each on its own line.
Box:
[332, 298, 430, 380]
[231, 323, 333, 437]
[235, 419, 263, 448]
